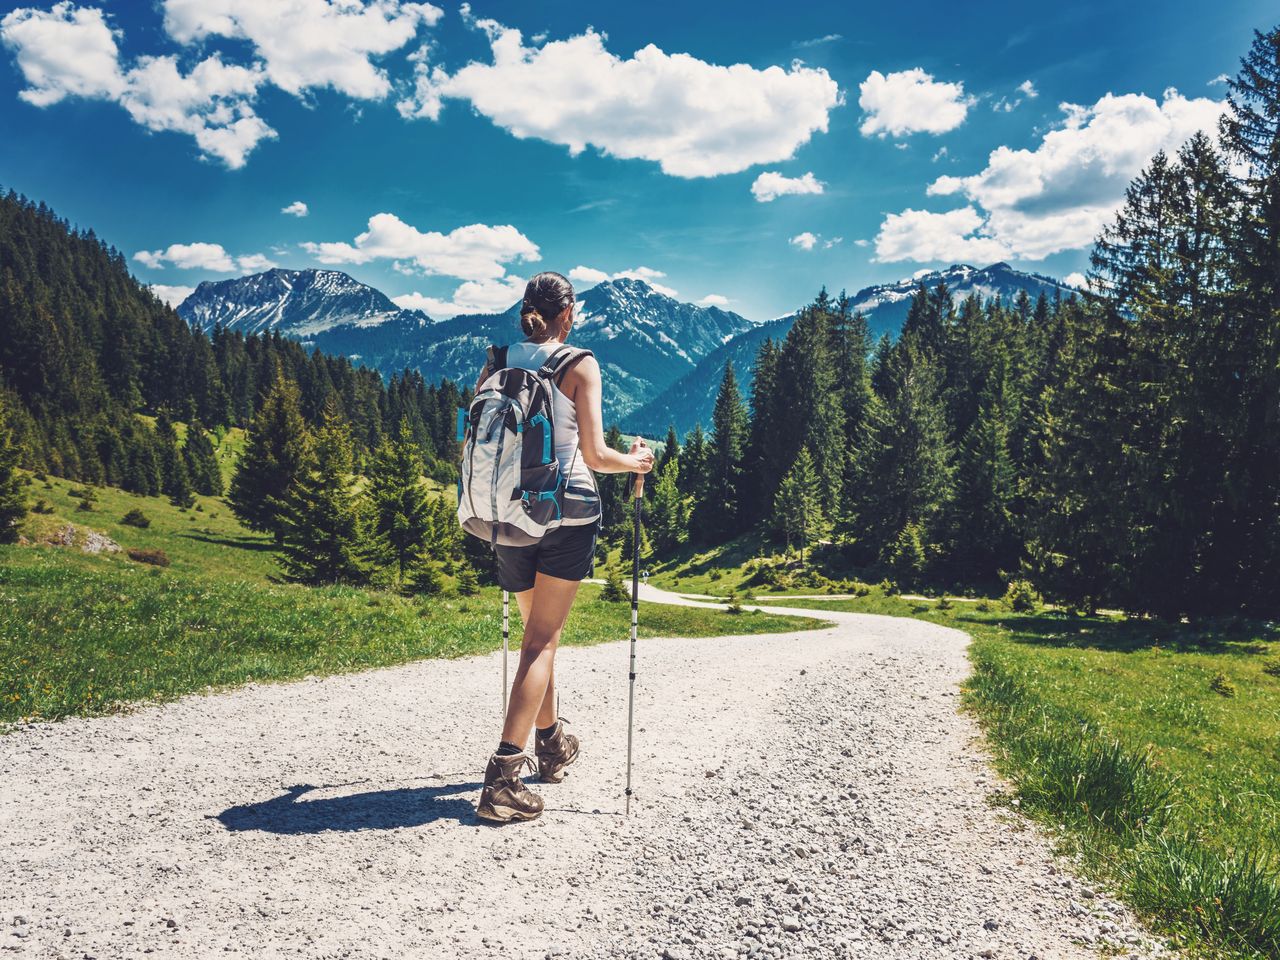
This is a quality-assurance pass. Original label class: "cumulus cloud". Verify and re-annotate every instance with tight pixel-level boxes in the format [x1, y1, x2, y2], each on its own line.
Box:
[281, 200, 309, 217]
[398, 18, 840, 177]
[568, 265, 678, 297]
[876, 89, 1226, 262]
[303, 213, 539, 282]
[873, 207, 1011, 263]
[1063, 271, 1087, 288]
[750, 170, 825, 202]
[393, 274, 525, 318]
[161, 0, 442, 99]
[1, 3, 275, 168]
[1018, 80, 1038, 98]
[149, 283, 195, 307]
[858, 68, 972, 137]
[789, 232, 818, 251]
[2, 1, 441, 167]
[696, 293, 730, 307]
[134, 242, 276, 273]
[1208, 73, 1229, 86]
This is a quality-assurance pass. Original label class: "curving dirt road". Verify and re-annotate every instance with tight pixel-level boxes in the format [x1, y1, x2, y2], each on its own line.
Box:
[0, 586, 1165, 959]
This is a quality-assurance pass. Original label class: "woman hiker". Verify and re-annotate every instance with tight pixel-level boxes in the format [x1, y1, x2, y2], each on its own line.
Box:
[474, 271, 654, 823]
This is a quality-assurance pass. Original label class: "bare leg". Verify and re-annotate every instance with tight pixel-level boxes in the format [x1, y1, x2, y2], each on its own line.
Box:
[511, 590, 560, 732]
[500, 573, 579, 749]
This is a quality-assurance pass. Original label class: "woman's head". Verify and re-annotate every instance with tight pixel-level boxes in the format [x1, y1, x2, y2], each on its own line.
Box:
[520, 272, 575, 341]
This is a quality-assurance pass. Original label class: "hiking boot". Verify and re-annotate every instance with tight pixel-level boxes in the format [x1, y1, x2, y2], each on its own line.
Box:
[476, 751, 544, 823]
[535, 719, 580, 783]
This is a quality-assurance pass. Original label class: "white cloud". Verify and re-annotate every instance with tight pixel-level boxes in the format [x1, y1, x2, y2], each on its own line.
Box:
[568, 265, 678, 297]
[281, 200, 309, 217]
[149, 283, 196, 307]
[1063, 271, 1087, 288]
[399, 18, 840, 177]
[394, 274, 525, 318]
[0, 2, 125, 106]
[750, 170, 825, 202]
[1, 3, 275, 168]
[161, 0, 442, 100]
[696, 293, 730, 307]
[1018, 80, 1038, 98]
[789, 232, 818, 251]
[873, 207, 1012, 263]
[1208, 73, 1229, 86]
[919, 89, 1227, 259]
[133, 242, 276, 273]
[794, 34, 841, 49]
[303, 213, 539, 281]
[858, 68, 972, 137]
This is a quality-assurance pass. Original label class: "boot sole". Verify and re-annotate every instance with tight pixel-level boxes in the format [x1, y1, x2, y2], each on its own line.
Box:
[476, 803, 542, 823]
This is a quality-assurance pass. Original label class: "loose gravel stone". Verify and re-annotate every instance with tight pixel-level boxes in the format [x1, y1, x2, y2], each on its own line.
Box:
[0, 585, 1171, 959]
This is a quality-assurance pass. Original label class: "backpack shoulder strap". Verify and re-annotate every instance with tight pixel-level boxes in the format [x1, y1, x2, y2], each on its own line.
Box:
[538, 346, 594, 386]
[484, 344, 509, 379]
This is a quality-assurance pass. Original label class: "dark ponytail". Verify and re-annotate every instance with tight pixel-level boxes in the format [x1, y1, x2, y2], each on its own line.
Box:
[520, 272, 575, 340]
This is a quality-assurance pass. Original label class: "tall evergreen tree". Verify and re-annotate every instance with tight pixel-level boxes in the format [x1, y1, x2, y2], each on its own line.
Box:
[773, 447, 824, 564]
[647, 459, 689, 555]
[367, 421, 433, 588]
[695, 362, 748, 543]
[598, 423, 629, 538]
[182, 420, 224, 496]
[229, 374, 311, 543]
[276, 407, 372, 586]
[657, 424, 680, 476]
[0, 394, 26, 543]
[677, 423, 709, 505]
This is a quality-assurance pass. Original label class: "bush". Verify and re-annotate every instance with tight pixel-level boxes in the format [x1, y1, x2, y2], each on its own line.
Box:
[725, 592, 744, 614]
[1262, 660, 1280, 678]
[1003, 579, 1042, 613]
[31, 498, 54, 515]
[709, 569, 723, 581]
[1209, 672, 1236, 697]
[68, 486, 96, 501]
[938, 596, 953, 610]
[600, 566, 628, 602]
[120, 508, 151, 529]
[127, 547, 170, 567]
[878, 578, 897, 596]
[75, 499, 93, 512]
[975, 599, 992, 612]
[456, 566, 480, 596]
[853, 581, 872, 597]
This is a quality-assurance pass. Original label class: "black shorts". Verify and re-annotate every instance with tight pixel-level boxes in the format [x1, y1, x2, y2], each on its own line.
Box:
[494, 520, 600, 592]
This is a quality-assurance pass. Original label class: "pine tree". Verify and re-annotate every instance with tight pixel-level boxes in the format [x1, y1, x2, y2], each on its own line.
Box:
[0, 395, 26, 542]
[772, 447, 824, 565]
[851, 340, 953, 570]
[677, 423, 709, 504]
[695, 362, 748, 543]
[598, 423, 629, 538]
[742, 337, 783, 521]
[657, 424, 680, 476]
[229, 374, 311, 543]
[183, 420, 223, 496]
[167, 453, 195, 508]
[275, 408, 372, 585]
[647, 459, 689, 555]
[367, 420, 433, 589]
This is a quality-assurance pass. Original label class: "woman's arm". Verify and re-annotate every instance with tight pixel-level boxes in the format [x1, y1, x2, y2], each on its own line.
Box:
[562, 355, 654, 475]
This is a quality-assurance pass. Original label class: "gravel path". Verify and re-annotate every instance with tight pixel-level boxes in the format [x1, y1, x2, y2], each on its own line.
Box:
[1, 586, 1166, 959]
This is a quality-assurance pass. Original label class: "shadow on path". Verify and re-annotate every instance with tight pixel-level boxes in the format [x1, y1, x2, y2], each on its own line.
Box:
[217, 781, 483, 833]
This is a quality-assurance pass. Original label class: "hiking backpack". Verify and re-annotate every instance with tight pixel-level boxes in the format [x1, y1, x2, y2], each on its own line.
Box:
[457, 344, 600, 548]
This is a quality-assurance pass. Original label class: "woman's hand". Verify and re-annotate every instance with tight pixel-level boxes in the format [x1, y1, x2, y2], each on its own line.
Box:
[630, 438, 655, 474]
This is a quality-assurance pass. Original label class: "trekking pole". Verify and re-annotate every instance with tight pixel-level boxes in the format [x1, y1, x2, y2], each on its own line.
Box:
[501, 590, 510, 717]
[625, 456, 645, 816]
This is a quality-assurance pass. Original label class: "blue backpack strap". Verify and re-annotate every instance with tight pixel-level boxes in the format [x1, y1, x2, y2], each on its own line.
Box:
[538, 346, 593, 386]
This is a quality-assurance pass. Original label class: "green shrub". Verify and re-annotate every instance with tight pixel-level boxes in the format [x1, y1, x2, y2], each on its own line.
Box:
[600, 566, 628, 602]
[75, 498, 93, 512]
[725, 592, 744, 614]
[68, 486, 96, 501]
[975, 599, 992, 612]
[878, 578, 897, 596]
[1003, 579, 1042, 613]
[31, 498, 54, 515]
[456, 566, 480, 596]
[938, 596, 953, 610]
[1262, 660, 1280, 678]
[1209, 672, 1236, 697]
[126, 547, 170, 567]
[120, 508, 151, 528]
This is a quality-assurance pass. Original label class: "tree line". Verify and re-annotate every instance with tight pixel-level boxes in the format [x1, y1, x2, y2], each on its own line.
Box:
[630, 27, 1280, 619]
[0, 188, 465, 491]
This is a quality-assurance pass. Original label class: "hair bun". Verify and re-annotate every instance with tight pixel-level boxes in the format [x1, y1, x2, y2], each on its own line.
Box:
[520, 305, 546, 337]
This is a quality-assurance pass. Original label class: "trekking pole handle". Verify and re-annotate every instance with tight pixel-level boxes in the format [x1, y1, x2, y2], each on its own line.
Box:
[630, 436, 648, 498]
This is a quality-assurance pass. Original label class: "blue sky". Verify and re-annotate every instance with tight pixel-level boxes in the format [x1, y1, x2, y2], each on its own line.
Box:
[0, 0, 1269, 321]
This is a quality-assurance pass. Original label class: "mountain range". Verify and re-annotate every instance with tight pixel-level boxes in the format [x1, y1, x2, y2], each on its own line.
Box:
[178, 261, 1074, 433]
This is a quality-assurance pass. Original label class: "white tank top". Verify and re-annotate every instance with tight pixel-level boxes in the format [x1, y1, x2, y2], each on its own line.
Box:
[505, 340, 596, 492]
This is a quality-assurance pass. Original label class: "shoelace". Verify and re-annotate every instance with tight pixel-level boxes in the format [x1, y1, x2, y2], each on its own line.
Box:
[494, 751, 538, 783]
